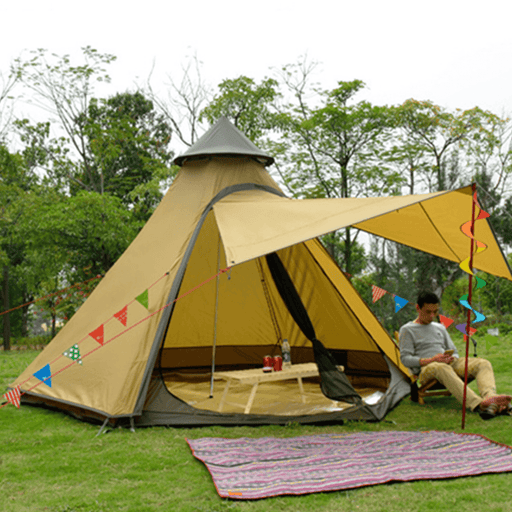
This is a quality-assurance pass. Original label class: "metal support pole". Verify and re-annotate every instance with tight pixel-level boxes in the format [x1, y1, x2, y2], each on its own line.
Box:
[210, 237, 222, 398]
[462, 182, 477, 429]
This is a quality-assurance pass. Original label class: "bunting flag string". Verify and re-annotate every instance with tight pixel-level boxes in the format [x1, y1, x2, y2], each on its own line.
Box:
[3, 385, 21, 408]
[1, 269, 225, 408]
[0, 274, 102, 318]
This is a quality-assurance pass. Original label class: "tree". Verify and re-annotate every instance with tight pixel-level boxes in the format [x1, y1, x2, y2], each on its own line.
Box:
[277, 72, 400, 275]
[201, 76, 283, 142]
[396, 100, 491, 191]
[144, 54, 212, 148]
[0, 145, 40, 348]
[76, 91, 175, 219]
[0, 56, 24, 141]
[26, 191, 142, 287]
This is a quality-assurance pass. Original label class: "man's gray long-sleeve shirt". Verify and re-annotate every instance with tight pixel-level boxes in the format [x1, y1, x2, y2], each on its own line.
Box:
[399, 321, 459, 375]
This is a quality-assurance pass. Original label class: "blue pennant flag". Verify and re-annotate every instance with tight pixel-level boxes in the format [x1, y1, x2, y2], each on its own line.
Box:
[394, 295, 409, 313]
[33, 364, 52, 388]
[459, 297, 486, 323]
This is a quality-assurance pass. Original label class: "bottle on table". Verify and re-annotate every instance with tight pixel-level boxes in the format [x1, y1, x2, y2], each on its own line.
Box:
[281, 338, 291, 369]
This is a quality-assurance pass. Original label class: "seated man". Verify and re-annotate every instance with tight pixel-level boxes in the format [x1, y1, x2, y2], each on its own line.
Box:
[399, 291, 511, 419]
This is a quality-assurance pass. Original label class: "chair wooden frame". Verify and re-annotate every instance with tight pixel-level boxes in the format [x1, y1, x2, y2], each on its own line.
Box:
[413, 378, 452, 405]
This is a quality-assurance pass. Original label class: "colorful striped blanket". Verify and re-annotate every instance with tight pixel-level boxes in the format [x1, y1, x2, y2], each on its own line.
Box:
[187, 430, 512, 500]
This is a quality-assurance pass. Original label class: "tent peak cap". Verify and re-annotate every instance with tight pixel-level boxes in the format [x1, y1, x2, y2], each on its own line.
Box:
[173, 116, 274, 167]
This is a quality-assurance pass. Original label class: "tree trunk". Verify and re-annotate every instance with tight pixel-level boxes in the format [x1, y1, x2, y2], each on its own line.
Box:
[344, 227, 352, 276]
[2, 265, 11, 351]
[51, 312, 57, 339]
[22, 302, 30, 338]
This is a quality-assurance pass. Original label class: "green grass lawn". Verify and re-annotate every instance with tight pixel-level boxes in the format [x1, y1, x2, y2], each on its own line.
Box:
[1, 332, 511, 512]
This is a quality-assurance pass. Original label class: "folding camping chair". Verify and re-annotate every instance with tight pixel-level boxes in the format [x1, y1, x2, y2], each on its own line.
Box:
[394, 332, 472, 405]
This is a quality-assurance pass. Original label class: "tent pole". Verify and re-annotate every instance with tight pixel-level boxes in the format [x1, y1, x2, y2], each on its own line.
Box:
[210, 237, 222, 398]
[461, 182, 477, 429]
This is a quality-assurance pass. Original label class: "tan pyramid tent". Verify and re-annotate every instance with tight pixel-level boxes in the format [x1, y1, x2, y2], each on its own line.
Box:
[9, 117, 512, 429]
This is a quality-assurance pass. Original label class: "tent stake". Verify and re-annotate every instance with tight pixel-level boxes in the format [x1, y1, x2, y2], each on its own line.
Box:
[96, 417, 110, 436]
[210, 237, 222, 398]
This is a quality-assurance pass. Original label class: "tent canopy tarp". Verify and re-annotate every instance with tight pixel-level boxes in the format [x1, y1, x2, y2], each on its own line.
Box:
[213, 186, 512, 281]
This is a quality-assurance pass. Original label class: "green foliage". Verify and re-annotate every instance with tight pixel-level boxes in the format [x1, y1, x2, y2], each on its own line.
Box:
[396, 100, 497, 191]
[321, 232, 367, 276]
[26, 190, 141, 283]
[493, 195, 512, 246]
[15, 48, 176, 220]
[200, 76, 283, 142]
[280, 78, 401, 200]
[0, 145, 41, 338]
[77, 91, 175, 219]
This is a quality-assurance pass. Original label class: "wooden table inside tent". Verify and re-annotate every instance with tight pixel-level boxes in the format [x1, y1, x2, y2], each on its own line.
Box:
[213, 363, 343, 414]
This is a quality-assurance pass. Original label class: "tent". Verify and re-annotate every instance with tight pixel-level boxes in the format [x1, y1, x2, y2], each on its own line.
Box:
[10, 117, 512, 428]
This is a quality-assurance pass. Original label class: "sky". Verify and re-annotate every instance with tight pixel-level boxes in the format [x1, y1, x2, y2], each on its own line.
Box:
[2, 0, 512, 125]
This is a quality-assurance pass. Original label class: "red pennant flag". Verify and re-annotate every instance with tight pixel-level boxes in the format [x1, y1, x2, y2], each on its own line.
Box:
[114, 306, 128, 327]
[89, 324, 104, 345]
[372, 285, 387, 303]
[3, 385, 21, 408]
[463, 327, 478, 342]
[439, 315, 454, 329]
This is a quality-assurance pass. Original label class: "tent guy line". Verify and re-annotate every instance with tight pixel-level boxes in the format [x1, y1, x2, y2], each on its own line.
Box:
[2, 266, 232, 409]
[0, 274, 102, 318]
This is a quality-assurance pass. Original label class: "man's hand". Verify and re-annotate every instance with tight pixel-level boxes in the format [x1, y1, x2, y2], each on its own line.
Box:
[420, 353, 454, 366]
[432, 352, 455, 364]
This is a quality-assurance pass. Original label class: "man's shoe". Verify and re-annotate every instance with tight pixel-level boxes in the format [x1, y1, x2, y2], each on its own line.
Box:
[500, 403, 512, 416]
[478, 402, 499, 420]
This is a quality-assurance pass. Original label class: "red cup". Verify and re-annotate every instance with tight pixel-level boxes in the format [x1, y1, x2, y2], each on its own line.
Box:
[273, 355, 282, 371]
[263, 355, 273, 372]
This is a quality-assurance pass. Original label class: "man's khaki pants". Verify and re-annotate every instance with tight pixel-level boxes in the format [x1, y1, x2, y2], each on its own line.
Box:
[418, 357, 497, 411]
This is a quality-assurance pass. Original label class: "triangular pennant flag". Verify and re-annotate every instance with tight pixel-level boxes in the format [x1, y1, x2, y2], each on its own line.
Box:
[474, 275, 487, 290]
[63, 344, 82, 365]
[459, 296, 486, 323]
[114, 305, 128, 326]
[33, 364, 52, 387]
[439, 315, 454, 329]
[371, 285, 387, 303]
[455, 323, 478, 337]
[3, 385, 21, 408]
[89, 324, 104, 345]
[394, 295, 409, 313]
[136, 289, 149, 309]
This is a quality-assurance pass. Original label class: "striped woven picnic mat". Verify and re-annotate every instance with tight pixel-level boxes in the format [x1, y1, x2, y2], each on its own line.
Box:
[187, 430, 512, 500]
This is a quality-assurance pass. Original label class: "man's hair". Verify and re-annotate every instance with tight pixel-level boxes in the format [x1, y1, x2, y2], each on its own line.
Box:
[417, 291, 440, 308]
